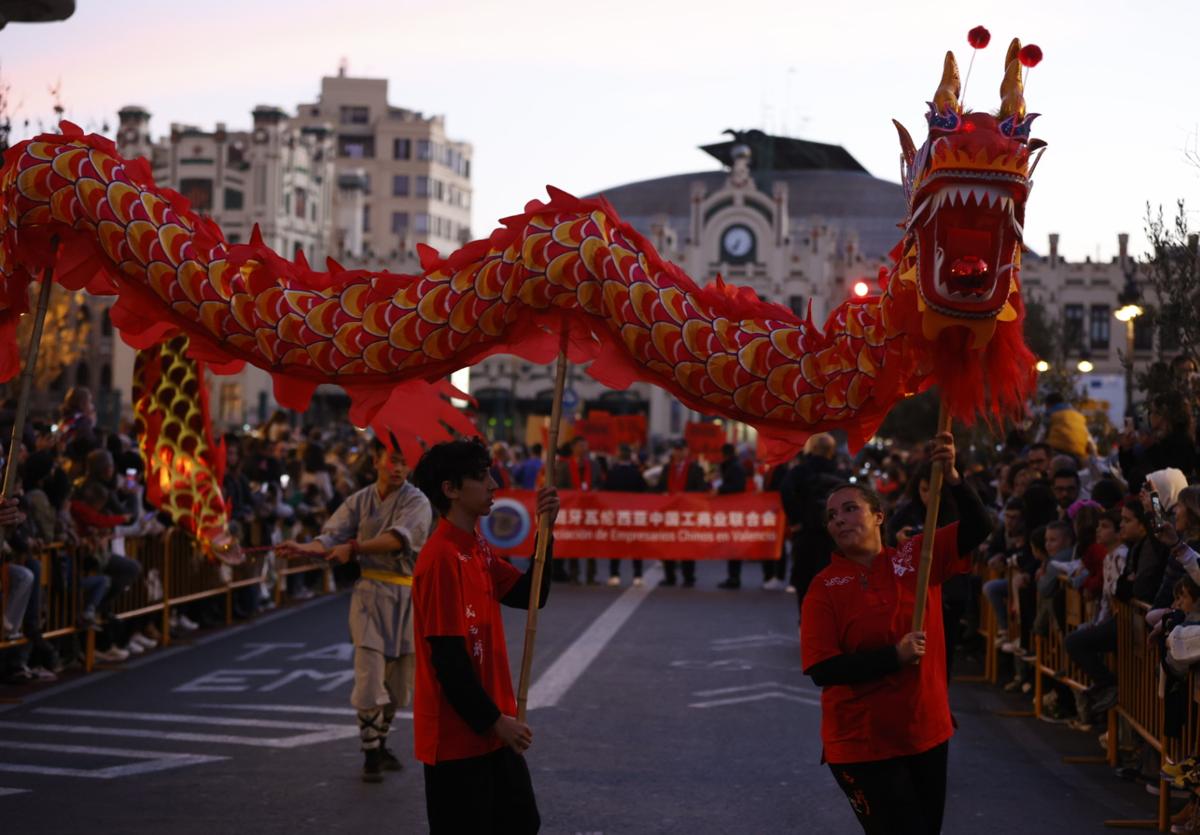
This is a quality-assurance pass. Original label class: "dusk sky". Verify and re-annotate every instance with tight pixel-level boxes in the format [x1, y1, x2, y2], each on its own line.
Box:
[3, 0, 1197, 264]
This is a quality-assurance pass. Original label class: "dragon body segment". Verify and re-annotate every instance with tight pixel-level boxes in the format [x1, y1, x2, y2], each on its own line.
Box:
[132, 333, 237, 560]
[0, 39, 1039, 452]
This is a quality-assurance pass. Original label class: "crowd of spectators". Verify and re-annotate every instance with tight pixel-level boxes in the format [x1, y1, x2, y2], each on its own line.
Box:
[0, 394, 383, 684]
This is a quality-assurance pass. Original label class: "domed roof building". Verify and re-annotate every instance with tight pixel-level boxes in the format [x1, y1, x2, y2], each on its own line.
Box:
[472, 130, 908, 446]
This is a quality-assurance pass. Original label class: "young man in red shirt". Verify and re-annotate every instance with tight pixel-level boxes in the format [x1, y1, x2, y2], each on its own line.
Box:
[411, 438, 558, 834]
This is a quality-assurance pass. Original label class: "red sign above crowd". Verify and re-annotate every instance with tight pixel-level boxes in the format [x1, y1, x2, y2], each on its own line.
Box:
[481, 489, 785, 560]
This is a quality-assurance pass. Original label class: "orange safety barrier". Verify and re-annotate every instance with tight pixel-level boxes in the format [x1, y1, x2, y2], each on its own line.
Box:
[0, 524, 337, 679]
[1035, 577, 1098, 700]
[1105, 599, 1190, 831]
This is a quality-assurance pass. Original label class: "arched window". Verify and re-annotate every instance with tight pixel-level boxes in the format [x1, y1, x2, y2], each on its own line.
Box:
[75, 362, 90, 387]
[100, 364, 112, 390]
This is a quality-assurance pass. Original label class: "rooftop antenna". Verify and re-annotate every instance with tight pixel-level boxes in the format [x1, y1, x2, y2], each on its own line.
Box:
[337, 56, 348, 77]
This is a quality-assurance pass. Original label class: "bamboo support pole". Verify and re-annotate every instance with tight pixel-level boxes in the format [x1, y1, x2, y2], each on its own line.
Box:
[2, 245, 58, 500]
[516, 326, 570, 722]
[910, 399, 952, 632]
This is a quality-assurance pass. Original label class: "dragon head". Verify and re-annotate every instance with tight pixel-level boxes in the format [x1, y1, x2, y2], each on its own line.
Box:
[893, 38, 1045, 348]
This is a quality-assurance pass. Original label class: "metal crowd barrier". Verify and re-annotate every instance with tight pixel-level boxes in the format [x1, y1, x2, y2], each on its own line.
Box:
[0, 524, 333, 677]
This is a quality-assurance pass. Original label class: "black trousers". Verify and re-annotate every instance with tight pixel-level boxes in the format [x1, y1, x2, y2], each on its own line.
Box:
[424, 747, 540, 834]
[1064, 617, 1117, 689]
[829, 741, 949, 835]
[662, 560, 695, 582]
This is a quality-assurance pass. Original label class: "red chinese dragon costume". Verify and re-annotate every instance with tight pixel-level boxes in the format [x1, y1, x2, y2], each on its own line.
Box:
[132, 334, 238, 559]
[0, 38, 1040, 550]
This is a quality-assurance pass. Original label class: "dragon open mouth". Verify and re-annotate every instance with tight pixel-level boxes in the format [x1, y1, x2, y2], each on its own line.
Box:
[911, 177, 1026, 319]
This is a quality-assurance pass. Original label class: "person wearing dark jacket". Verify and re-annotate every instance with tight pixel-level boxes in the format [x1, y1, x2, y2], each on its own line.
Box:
[605, 444, 648, 586]
[801, 430, 991, 835]
[782, 433, 844, 614]
[657, 440, 708, 587]
[1115, 497, 1168, 606]
[1119, 390, 1198, 489]
[716, 443, 750, 590]
[885, 458, 970, 676]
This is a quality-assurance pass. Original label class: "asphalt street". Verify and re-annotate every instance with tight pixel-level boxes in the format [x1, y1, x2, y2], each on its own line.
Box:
[0, 560, 1164, 834]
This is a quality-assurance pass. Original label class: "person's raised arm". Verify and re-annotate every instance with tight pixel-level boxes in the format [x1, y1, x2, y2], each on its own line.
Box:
[927, 430, 992, 552]
[500, 487, 559, 610]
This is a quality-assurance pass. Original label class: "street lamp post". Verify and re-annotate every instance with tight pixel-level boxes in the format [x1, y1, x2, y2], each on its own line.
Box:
[1114, 269, 1143, 420]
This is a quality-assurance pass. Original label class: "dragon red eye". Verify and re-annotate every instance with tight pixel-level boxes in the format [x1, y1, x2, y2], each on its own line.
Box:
[962, 121, 976, 132]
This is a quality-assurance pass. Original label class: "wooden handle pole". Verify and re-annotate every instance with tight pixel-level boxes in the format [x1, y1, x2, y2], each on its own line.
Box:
[3, 245, 58, 499]
[516, 326, 570, 722]
[911, 398, 952, 632]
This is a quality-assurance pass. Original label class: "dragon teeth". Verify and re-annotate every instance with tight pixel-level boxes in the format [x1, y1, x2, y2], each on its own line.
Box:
[929, 184, 1013, 211]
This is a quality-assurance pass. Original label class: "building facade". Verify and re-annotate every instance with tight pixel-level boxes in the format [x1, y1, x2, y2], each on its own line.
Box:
[109, 103, 338, 429]
[291, 72, 473, 264]
[91, 77, 476, 431]
[1020, 232, 1182, 422]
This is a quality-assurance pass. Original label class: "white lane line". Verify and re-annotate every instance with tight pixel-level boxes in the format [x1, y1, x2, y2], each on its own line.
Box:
[691, 681, 815, 697]
[0, 740, 226, 778]
[34, 707, 337, 731]
[194, 703, 412, 720]
[0, 720, 358, 749]
[0, 787, 30, 796]
[688, 692, 821, 709]
[526, 564, 662, 711]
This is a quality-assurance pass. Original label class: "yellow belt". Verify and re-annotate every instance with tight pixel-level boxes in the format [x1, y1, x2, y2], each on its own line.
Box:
[360, 569, 413, 587]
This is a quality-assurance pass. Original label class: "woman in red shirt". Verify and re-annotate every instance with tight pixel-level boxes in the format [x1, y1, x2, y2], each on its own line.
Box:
[800, 432, 991, 834]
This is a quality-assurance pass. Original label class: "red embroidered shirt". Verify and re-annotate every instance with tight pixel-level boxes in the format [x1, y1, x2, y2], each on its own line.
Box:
[800, 524, 967, 764]
[413, 519, 522, 764]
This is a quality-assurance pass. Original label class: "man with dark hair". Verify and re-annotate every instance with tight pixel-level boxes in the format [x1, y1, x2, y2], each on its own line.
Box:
[1026, 442, 1053, 479]
[782, 433, 843, 612]
[410, 438, 558, 834]
[716, 442, 750, 590]
[1051, 467, 1081, 514]
[279, 440, 432, 783]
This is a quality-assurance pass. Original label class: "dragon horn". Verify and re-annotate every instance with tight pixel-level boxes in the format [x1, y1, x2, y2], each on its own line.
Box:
[999, 38, 1026, 121]
[933, 51, 961, 113]
[892, 119, 916, 166]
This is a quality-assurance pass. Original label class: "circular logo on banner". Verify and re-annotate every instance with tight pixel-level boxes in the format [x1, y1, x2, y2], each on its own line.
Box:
[481, 498, 532, 550]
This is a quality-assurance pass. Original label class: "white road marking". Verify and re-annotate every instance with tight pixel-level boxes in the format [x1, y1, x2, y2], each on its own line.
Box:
[0, 786, 30, 796]
[0, 720, 357, 749]
[688, 692, 821, 709]
[688, 681, 820, 709]
[691, 681, 814, 697]
[34, 707, 339, 730]
[0, 740, 226, 778]
[709, 632, 798, 650]
[526, 564, 662, 711]
[0, 709, 359, 749]
[194, 703, 413, 720]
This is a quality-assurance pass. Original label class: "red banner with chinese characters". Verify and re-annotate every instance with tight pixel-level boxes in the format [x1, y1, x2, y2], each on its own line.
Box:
[684, 421, 726, 456]
[574, 411, 647, 454]
[480, 489, 785, 560]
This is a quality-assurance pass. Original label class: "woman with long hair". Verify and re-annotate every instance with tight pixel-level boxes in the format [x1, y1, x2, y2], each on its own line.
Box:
[801, 432, 992, 834]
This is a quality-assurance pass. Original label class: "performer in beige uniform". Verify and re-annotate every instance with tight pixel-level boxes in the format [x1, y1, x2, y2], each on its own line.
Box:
[279, 438, 432, 782]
